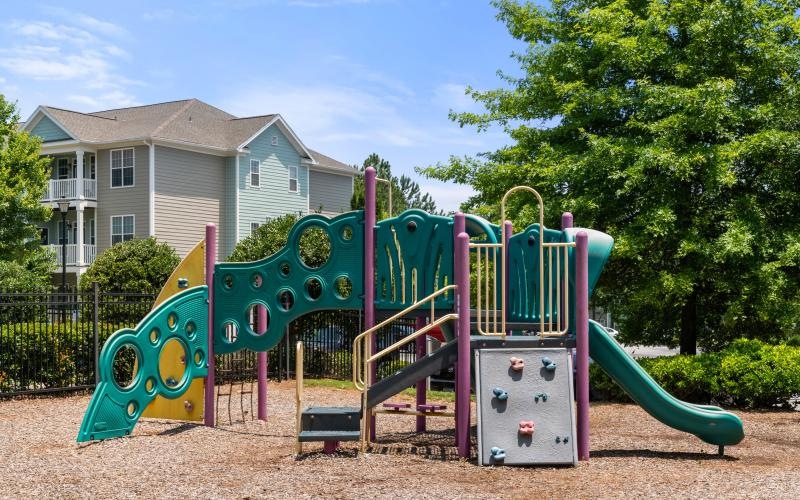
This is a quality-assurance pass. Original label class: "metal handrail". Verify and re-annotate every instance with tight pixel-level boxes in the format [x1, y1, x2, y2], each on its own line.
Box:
[295, 341, 304, 455]
[352, 284, 457, 391]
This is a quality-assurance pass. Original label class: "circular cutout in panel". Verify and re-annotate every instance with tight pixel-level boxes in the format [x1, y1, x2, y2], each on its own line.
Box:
[341, 225, 353, 241]
[251, 273, 263, 289]
[305, 277, 323, 301]
[279, 262, 291, 277]
[298, 225, 331, 269]
[112, 344, 139, 391]
[149, 328, 160, 345]
[194, 350, 204, 367]
[221, 321, 239, 344]
[185, 321, 196, 339]
[145, 377, 156, 394]
[159, 338, 187, 389]
[167, 312, 178, 331]
[246, 303, 270, 336]
[127, 401, 138, 418]
[223, 274, 235, 289]
[278, 289, 295, 311]
[335, 276, 352, 300]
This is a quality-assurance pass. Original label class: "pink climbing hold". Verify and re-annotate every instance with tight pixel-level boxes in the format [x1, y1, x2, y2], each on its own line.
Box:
[519, 420, 535, 436]
[510, 356, 525, 371]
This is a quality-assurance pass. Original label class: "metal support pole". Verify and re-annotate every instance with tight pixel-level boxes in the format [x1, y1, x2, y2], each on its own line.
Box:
[365, 167, 377, 439]
[415, 314, 427, 433]
[93, 281, 99, 385]
[456, 231, 471, 459]
[503, 220, 512, 328]
[204, 223, 217, 427]
[453, 213, 465, 446]
[257, 305, 268, 421]
[576, 231, 590, 461]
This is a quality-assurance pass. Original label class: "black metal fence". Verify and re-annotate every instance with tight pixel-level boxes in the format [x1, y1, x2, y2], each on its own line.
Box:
[0, 286, 420, 397]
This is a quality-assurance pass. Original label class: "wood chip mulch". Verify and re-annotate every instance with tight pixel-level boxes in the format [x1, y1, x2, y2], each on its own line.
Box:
[1, 382, 798, 499]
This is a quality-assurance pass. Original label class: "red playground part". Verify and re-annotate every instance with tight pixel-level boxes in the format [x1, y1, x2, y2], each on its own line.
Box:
[383, 403, 412, 410]
[417, 404, 447, 412]
[427, 325, 445, 342]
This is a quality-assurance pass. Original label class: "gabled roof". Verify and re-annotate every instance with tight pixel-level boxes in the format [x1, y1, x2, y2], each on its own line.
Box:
[306, 149, 358, 175]
[21, 99, 355, 175]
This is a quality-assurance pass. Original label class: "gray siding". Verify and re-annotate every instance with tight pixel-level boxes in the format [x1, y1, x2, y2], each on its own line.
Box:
[96, 145, 150, 254]
[30, 115, 71, 142]
[154, 146, 225, 258]
[309, 169, 353, 216]
[239, 124, 308, 236]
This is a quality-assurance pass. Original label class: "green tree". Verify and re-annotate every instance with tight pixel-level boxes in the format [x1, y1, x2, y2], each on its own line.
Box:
[228, 213, 331, 266]
[351, 153, 440, 218]
[420, 0, 800, 353]
[79, 237, 180, 293]
[0, 95, 51, 262]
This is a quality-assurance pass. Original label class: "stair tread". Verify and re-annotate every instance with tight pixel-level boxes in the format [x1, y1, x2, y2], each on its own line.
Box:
[302, 406, 360, 415]
[298, 430, 361, 442]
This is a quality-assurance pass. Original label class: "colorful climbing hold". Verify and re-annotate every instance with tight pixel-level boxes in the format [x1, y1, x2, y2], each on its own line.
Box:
[510, 356, 525, 371]
[492, 387, 508, 401]
[490, 446, 506, 462]
[518, 420, 535, 436]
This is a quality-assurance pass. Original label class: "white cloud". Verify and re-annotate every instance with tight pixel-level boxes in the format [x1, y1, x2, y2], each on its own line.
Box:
[0, 14, 138, 110]
[419, 182, 476, 213]
[433, 83, 478, 112]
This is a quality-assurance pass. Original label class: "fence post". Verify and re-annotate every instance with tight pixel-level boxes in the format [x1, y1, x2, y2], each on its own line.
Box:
[93, 281, 100, 386]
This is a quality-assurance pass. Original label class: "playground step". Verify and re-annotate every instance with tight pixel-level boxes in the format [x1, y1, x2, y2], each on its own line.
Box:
[367, 339, 458, 408]
[301, 406, 361, 433]
[298, 430, 361, 443]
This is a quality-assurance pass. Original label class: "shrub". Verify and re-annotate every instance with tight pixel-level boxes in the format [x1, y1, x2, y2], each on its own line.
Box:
[590, 339, 800, 409]
[79, 237, 179, 293]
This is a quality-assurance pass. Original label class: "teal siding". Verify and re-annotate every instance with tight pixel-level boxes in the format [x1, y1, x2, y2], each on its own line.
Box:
[30, 115, 71, 142]
[238, 125, 308, 237]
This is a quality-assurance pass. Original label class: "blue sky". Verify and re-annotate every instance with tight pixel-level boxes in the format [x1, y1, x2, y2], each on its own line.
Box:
[0, 1, 525, 211]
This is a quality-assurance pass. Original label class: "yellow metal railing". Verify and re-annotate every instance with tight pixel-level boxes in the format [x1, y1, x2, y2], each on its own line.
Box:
[295, 341, 304, 455]
[471, 242, 503, 336]
[352, 285, 458, 452]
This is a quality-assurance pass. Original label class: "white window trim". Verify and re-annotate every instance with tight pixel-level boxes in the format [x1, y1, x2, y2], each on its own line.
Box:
[110, 148, 135, 189]
[288, 165, 298, 193]
[110, 214, 135, 246]
[249, 159, 260, 188]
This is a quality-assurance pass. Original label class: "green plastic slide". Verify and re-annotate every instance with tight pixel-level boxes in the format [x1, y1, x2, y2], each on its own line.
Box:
[588, 320, 744, 447]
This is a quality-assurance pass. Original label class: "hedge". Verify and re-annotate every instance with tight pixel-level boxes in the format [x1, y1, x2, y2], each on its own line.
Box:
[590, 339, 800, 409]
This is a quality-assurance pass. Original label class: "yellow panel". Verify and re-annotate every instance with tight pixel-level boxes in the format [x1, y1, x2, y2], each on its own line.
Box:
[142, 240, 206, 421]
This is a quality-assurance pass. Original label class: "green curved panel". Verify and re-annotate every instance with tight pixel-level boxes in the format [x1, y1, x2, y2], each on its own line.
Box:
[213, 211, 364, 354]
[589, 320, 744, 446]
[77, 286, 209, 442]
[375, 209, 454, 310]
[464, 214, 500, 243]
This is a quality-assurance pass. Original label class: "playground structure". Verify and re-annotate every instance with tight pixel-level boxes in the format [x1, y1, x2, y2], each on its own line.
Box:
[77, 168, 745, 464]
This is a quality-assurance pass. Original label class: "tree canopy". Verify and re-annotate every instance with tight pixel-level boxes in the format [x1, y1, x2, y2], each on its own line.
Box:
[228, 213, 331, 266]
[0, 95, 52, 263]
[79, 237, 180, 293]
[352, 153, 440, 217]
[420, 0, 800, 353]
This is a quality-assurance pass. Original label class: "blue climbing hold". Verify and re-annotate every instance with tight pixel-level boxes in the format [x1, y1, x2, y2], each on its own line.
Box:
[492, 387, 508, 401]
[545, 362, 557, 371]
[490, 446, 506, 461]
[541, 356, 552, 366]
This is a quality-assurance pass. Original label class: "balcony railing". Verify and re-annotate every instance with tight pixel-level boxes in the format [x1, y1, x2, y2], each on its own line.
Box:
[46, 244, 97, 266]
[41, 178, 97, 202]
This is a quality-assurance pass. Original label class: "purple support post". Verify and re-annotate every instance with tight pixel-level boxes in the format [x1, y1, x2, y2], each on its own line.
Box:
[456, 232, 471, 459]
[364, 167, 377, 440]
[503, 220, 512, 328]
[575, 231, 590, 461]
[323, 440, 339, 454]
[452, 213, 465, 446]
[204, 223, 216, 427]
[561, 212, 573, 230]
[257, 306, 268, 421]
[415, 314, 427, 433]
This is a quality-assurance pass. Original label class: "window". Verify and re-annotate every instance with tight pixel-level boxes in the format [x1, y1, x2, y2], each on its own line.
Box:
[57, 221, 74, 245]
[111, 215, 134, 245]
[89, 155, 96, 180]
[250, 222, 260, 235]
[111, 148, 134, 188]
[57, 158, 71, 179]
[40, 227, 49, 245]
[271, 135, 278, 146]
[250, 159, 260, 187]
[288, 166, 298, 192]
[88, 219, 96, 245]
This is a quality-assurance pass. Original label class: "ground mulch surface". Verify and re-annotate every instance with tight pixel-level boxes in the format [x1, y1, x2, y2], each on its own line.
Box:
[1, 382, 798, 499]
